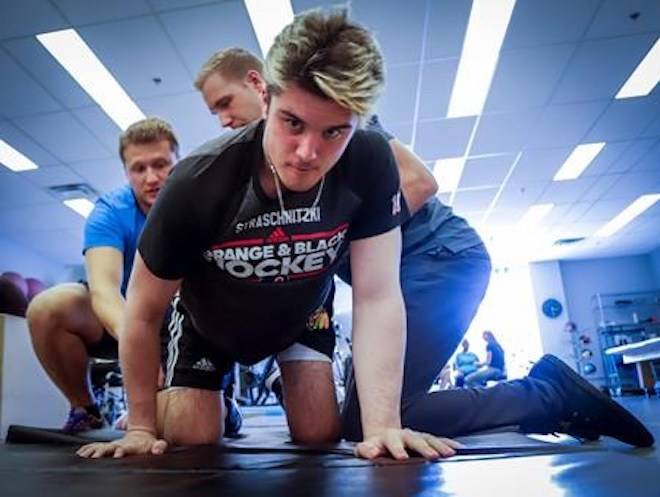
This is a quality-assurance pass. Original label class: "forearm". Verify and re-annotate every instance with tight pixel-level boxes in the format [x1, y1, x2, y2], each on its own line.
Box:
[120, 314, 162, 432]
[90, 290, 125, 339]
[352, 293, 406, 436]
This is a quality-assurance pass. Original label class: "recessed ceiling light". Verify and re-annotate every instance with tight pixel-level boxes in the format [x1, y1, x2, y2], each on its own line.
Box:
[243, 0, 294, 56]
[0, 139, 39, 172]
[616, 37, 660, 99]
[447, 0, 517, 118]
[553, 142, 605, 181]
[594, 194, 660, 237]
[519, 203, 554, 227]
[64, 198, 95, 218]
[433, 157, 466, 198]
[37, 29, 145, 130]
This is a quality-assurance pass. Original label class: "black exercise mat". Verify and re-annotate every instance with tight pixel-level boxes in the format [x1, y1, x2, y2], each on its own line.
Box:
[6, 424, 596, 464]
[0, 442, 656, 497]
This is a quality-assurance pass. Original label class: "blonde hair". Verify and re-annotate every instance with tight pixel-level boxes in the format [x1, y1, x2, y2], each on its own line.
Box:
[195, 47, 264, 90]
[118, 117, 179, 164]
[264, 9, 384, 116]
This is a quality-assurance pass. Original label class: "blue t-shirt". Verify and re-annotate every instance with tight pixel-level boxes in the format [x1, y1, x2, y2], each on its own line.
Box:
[83, 184, 146, 295]
[455, 351, 479, 375]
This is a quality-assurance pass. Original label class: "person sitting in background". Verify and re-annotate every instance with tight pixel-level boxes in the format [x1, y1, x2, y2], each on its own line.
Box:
[465, 331, 506, 387]
[454, 339, 480, 387]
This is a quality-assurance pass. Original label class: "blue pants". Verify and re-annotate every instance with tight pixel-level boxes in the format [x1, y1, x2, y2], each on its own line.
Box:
[341, 243, 562, 440]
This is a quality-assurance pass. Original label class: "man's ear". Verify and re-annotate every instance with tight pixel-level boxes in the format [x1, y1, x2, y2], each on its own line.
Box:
[260, 87, 271, 119]
[245, 69, 266, 93]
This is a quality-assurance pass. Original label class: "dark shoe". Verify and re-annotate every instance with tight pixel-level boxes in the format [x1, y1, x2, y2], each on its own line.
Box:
[224, 395, 243, 437]
[62, 407, 104, 434]
[528, 354, 654, 447]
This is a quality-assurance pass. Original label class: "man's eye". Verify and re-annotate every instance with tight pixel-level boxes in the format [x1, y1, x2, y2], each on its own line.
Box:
[284, 118, 302, 131]
[325, 129, 343, 139]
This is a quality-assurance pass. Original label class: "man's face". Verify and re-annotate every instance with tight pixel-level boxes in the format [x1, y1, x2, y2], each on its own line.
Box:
[201, 71, 265, 129]
[123, 139, 175, 212]
[262, 84, 358, 193]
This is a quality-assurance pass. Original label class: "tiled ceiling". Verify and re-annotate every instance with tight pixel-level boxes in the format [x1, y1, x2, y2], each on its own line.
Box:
[0, 0, 658, 266]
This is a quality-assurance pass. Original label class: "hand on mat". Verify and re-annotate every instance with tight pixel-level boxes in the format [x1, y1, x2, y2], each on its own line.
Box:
[355, 428, 462, 460]
[76, 430, 168, 459]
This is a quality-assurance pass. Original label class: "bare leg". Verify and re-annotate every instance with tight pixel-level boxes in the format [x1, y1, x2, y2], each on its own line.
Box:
[156, 387, 223, 445]
[280, 361, 341, 443]
[26, 283, 105, 407]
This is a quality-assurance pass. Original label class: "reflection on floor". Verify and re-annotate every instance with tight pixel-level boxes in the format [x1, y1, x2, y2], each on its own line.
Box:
[0, 396, 658, 497]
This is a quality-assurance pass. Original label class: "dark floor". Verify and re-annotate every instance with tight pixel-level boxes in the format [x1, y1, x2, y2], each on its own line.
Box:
[1, 396, 658, 497]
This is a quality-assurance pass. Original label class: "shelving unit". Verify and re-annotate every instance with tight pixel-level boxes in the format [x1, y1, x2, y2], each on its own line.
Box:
[592, 290, 660, 395]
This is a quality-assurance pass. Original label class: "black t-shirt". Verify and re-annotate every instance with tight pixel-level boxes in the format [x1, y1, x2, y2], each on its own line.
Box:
[487, 342, 505, 370]
[139, 120, 407, 364]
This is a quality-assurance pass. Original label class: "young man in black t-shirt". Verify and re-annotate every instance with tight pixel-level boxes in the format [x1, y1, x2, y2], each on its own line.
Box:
[77, 9, 460, 461]
[185, 39, 655, 451]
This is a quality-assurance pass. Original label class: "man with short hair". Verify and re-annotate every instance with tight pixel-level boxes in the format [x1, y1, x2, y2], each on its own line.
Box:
[27, 117, 179, 433]
[27, 118, 241, 436]
[185, 20, 654, 451]
[193, 46, 491, 439]
[78, 9, 461, 461]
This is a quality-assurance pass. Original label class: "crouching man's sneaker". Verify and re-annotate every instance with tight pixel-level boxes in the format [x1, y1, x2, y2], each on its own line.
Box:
[62, 406, 104, 434]
[224, 395, 243, 437]
[526, 354, 654, 447]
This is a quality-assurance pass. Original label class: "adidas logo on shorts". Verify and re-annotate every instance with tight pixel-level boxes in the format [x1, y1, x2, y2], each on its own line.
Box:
[192, 358, 216, 372]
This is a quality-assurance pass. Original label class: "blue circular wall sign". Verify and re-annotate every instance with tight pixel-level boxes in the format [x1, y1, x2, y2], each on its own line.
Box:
[542, 298, 563, 319]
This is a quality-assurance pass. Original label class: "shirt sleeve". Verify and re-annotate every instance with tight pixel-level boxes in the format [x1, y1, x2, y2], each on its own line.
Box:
[83, 198, 124, 255]
[347, 130, 410, 241]
[137, 169, 203, 280]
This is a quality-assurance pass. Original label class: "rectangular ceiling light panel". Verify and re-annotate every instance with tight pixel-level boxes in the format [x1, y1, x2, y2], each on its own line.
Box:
[0, 140, 39, 171]
[37, 29, 145, 130]
[447, 0, 517, 118]
[244, 0, 294, 56]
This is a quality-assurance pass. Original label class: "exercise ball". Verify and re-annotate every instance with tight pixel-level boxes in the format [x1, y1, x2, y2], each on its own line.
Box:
[26, 277, 47, 301]
[1, 271, 28, 298]
[0, 276, 29, 317]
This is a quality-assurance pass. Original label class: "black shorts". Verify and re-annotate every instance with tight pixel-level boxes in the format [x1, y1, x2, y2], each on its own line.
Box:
[79, 281, 118, 359]
[160, 293, 336, 392]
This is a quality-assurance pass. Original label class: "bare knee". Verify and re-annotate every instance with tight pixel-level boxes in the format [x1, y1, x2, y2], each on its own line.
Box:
[291, 424, 341, 445]
[158, 388, 223, 446]
[26, 283, 99, 340]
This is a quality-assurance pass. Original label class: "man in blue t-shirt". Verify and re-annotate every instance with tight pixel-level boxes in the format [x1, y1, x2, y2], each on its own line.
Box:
[26, 118, 179, 433]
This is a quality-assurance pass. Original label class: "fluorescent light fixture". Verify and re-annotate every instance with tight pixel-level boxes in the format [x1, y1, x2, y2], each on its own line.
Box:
[519, 203, 554, 227]
[594, 194, 660, 238]
[244, 0, 294, 56]
[0, 139, 39, 171]
[36, 29, 144, 130]
[447, 0, 516, 118]
[64, 198, 95, 218]
[616, 37, 660, 99]
[433, 157, 466, 195]
[553, 142, 606, 181]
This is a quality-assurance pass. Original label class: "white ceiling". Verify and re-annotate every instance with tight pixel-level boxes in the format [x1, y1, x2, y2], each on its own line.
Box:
[0, 0, 659, 266]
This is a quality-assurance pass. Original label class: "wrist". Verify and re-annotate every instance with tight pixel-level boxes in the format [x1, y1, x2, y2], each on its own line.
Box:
[127, 424, 157, 435]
